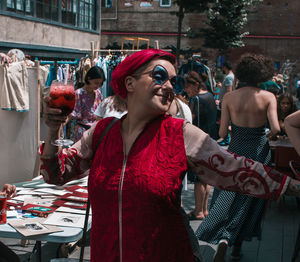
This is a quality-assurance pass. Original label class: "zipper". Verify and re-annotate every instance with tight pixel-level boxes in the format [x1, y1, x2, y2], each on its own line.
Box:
[117, 117, 158, 261]
[118, 154, 128, 262]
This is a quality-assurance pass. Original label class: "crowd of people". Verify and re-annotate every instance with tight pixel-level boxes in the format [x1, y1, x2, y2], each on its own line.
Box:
[2, 49, 300, 262]
[38, 49, 300, 262]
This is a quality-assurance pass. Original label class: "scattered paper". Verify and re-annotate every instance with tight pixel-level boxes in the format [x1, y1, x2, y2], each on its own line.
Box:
[52, 200, 87, 210]
[59, 193, 88, 203]
[7, 210, 18, 218]
[9, 218, 63, 236]
[43, 212, 87, 228]
[56, 206, 91, 215]
[34, 188, 71, 196]
[23, 197, 55, 207]
[65, 185, 88, 195]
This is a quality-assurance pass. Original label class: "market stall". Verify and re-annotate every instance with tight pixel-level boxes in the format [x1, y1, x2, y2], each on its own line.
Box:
[0, 61, 46, 186]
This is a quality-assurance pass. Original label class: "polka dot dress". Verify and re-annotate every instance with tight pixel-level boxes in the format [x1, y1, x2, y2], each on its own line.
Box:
[195, 123, 271, 246]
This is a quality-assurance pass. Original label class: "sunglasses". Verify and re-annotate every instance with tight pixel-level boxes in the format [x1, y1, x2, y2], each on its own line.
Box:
[133, 65, 185, 91]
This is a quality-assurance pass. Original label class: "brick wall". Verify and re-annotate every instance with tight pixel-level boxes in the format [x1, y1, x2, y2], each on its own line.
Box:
[101, 0, 300, 63]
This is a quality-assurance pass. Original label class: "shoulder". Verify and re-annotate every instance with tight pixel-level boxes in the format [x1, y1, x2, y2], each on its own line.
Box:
[178, 99, 190, 111]
[223, 90, 233, 100]
[163, 114, 185, 128]
[228, 72, 235, 79]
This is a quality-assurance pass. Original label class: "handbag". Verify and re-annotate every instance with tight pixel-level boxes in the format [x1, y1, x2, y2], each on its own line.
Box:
[79, 117, 118, 262]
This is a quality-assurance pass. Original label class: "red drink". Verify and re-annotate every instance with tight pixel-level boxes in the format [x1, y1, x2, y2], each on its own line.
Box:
[49, 81, 75, 115]
[0, 195, 7, 224]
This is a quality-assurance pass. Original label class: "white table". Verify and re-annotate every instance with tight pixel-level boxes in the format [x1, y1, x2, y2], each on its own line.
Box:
[0, 178, 90, 261]
[0, 220, 91, 243]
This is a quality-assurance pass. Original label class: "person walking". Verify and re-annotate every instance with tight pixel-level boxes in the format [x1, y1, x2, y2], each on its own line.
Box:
[195, 54, 281, 262]
[41, 49, 300, 262]
[185, 71, 218, 220]
[217, 61, 234, 146]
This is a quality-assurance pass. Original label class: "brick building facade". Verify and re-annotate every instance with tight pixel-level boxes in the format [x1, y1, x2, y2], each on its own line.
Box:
[0, 0, 299, 64]
[101, 0, 300, 66]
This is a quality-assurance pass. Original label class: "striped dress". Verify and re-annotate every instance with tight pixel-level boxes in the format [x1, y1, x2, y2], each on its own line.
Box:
[195, 123, 270, 245]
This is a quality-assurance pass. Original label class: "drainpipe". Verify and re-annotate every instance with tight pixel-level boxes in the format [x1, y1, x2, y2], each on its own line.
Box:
[99, 0, 102, 49]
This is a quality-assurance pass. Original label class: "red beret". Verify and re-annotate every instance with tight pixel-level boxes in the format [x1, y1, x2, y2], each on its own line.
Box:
[111, 49, 176, 99]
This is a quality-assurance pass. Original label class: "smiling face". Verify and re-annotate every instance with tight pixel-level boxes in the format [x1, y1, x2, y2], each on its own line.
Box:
[127, 59, 176, 115]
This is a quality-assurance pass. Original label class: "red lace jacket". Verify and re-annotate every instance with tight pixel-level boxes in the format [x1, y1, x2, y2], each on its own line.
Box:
[40, 115, 289, 262]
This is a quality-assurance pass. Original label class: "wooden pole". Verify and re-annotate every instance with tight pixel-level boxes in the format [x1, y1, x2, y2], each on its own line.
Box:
[32, 61, 41, 178]
[90, 41, 95, 65]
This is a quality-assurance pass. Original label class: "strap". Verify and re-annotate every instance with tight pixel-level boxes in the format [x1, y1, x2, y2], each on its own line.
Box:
[195, 95, 200, 127]
[95, 117, 119, 152]
[79, 199, 90, 262]
[80, 117, 118, 262]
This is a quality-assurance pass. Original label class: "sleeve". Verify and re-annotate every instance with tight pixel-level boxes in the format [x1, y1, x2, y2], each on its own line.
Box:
[70, 90, 82, 120]
[94, 101, 105, 118]
[223, 75, 233, 87]
[39, 122, 97, 185]
[183, 123, 290, 201]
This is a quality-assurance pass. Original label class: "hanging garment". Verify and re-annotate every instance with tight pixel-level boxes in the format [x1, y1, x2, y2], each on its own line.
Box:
[0, 61, 29, 112]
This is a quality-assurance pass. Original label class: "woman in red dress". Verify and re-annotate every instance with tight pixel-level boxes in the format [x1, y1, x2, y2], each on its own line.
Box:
[41, 49, 300, 262]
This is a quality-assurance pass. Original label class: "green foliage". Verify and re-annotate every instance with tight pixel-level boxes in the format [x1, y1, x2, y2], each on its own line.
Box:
[200, 0, 263, 54]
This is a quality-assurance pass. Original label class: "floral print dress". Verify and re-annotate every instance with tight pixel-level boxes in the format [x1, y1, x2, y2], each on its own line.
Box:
[70, 87, 103, 142]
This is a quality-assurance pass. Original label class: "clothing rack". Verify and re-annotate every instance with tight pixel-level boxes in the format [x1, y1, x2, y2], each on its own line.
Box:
[36, 60, 80, 65]
[94, 49, 172, 53]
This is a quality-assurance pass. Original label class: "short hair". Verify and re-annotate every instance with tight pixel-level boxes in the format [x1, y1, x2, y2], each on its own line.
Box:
[111, 49, 176, 99]
[85, 66, 106, 84]
[222, 61, 232, 70]
[235, 54, 275, 87]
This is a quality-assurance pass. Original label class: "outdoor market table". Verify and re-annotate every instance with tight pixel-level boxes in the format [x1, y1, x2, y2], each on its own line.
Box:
[0, 218, 91, 261]
[0, 178, 91, 262]
[269, 137, 300, 177]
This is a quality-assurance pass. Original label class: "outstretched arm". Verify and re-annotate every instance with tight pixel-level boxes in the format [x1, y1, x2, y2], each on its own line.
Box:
[184, 123, 291, 201]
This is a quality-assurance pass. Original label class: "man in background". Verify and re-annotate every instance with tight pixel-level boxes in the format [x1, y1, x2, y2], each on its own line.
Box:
[217, 61, 234, 146]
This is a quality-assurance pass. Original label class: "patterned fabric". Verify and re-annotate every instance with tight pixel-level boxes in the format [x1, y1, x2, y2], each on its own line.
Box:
[40, 117, 290, 262]
[70, 88, 103, 142]
[94, 96, 127, 119]
[88, 116, 193, 262]
[195, 123, 271, 246]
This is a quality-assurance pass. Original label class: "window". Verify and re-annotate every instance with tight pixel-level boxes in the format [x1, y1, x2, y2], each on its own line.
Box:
[36, 0, 59, 21]
[79, 0, 96, 30]
[6, 0, 34, 16]
[102, 0, 112, 8]
[1, 0, 97, 30]
[159, 0, 171, 7]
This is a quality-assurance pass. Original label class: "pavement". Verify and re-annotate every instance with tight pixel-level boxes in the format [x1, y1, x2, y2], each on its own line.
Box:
[1, 183, 300, 262]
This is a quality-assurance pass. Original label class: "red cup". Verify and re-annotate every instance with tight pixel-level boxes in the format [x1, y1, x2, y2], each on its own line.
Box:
[0, 195, 7, 224]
